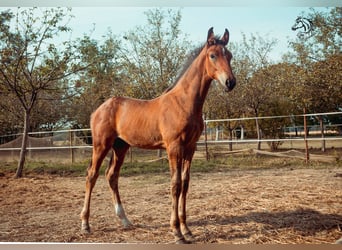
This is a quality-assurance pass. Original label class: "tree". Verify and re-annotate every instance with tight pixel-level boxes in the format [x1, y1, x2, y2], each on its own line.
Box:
[67, 8, 190, 129]
[288, 7, 341, 64]
[204, 82, 245, 151]
[286, 7, 341, 112]
[0, 8, 87, 177]
[250, 63, 296, 150]
[204, 33, 279, 150]
[232, 33, 278, 150]
[67, 31, 123, 128]
[120, 8, 189, 99]
[286, 7, 342, 151]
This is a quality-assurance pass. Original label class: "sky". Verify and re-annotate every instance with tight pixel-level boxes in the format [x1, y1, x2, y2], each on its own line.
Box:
[0, 1, 339, 61]
[66, 6, 330, 61]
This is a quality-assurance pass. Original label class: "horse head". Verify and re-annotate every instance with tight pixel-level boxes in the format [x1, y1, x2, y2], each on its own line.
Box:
[292, 17, 303, 31]
[205, 27, 236, 92]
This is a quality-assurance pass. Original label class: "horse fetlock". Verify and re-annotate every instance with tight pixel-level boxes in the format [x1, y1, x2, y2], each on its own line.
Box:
[115, 204, 132, 228]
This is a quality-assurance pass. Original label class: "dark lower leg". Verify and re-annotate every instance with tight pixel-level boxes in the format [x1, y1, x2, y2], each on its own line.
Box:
[106, 140, 132, 227]
[179, 151, 194, 241]
[168, 151, 184, 243]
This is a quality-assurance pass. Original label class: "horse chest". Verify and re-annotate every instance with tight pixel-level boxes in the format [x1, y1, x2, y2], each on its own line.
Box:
[175, 117, 204, 144]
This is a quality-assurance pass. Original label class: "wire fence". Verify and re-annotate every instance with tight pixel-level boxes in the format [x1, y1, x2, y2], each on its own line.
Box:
[0, 111, 341, 163]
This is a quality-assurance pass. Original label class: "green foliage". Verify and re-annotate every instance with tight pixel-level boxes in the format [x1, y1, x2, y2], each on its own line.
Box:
[65, 31, 124, 128]
[288, 7, 341, 63]
[285, 8, 342, 115]
[0, 7, 89, 177]
[0, 7, 86, 133]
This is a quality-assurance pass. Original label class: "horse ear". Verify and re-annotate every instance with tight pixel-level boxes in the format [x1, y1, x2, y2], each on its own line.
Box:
[207, 27, 216, 46]
[221, 29, 229, 46]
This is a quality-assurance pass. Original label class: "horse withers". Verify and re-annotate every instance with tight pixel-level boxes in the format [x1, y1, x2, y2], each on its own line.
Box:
[80, 27, 236, 243]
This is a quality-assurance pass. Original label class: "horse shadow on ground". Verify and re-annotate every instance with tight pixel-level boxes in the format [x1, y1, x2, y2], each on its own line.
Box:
[189, 208, 342, 241]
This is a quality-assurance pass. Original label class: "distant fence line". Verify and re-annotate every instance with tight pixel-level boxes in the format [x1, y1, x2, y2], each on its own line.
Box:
[0, 111, 341, 163]
[204, 111, 342, 123]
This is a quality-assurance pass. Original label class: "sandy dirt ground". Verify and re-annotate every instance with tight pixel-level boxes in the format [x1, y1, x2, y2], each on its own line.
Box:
[0, 167, 341, 244]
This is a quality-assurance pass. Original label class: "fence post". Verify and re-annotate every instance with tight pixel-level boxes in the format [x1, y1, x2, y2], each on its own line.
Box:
[255, 116, 262, 150]
[129, 147, 133, 165]
[203, 115, 210, 161]
[69, 130, 75, 164]
[157, 149, 162, 158]
[303, 108, 309, 163]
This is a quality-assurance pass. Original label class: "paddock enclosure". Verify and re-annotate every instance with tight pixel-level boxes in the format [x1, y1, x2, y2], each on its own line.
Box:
[0, 167, 341, 243]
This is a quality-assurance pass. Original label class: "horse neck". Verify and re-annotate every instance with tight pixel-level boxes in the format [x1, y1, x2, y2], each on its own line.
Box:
[168, 47, 212, 115]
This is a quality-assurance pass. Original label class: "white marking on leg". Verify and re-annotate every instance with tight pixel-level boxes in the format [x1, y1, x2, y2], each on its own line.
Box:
[115, 203, 132, 228]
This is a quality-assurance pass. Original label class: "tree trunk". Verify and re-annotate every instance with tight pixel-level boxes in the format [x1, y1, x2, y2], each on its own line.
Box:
[15, 110, 30, 178]
[228, 129, 233, 151]
[255, 117, 262, 150]
[227, 121, 233, 151]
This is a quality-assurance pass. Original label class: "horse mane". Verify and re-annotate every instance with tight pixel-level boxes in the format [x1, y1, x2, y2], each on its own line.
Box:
[164, 36, 222, 94]
[163, 46, 202, 93]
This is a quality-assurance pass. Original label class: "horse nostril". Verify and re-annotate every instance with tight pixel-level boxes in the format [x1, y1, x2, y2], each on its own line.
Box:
[226, 78, 236, 91]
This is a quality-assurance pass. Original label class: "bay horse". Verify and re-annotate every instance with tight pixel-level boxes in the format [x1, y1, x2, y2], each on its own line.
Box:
[80, 27, 236, 243]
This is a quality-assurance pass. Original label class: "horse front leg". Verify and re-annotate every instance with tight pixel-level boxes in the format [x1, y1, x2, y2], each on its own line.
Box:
[80, 144, 110, 233]
[80, 159, 98, 233]
[167, 143, 188, 243]
[178, 147, 195, 242]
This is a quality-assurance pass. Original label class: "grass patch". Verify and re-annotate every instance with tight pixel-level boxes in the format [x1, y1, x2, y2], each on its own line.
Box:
[1, 153, 340, 178]
[0, 161, 90, 177]
[121, 160, 169, 176]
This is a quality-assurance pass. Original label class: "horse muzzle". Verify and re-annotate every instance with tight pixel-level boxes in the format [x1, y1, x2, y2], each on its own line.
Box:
[225, 77, 236, 92]
[217, 73, 236, 92]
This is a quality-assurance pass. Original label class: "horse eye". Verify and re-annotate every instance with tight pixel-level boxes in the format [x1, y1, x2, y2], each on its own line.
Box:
[210, 54, 216, 59]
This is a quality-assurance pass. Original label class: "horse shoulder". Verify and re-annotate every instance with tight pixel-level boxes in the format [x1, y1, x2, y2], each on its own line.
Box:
[158, 94, 203, 145]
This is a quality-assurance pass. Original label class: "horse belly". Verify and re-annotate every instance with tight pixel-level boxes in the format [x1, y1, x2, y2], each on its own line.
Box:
[112, 98, 165, 149]
[117, 118, 165, 149]
[121, 133, 165, 149]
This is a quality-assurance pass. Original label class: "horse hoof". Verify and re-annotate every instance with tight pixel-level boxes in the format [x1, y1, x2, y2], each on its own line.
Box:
[123, 220, 133, 227]
[122, 223, 134, 230]
[81, 223, 91, 234]
[184, 232, 195, 242]
[175, 237, 192, 244]
[81, 228, 91, 234]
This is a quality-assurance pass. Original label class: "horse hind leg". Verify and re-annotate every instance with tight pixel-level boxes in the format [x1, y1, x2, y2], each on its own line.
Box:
[106, 138, 132, 228]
